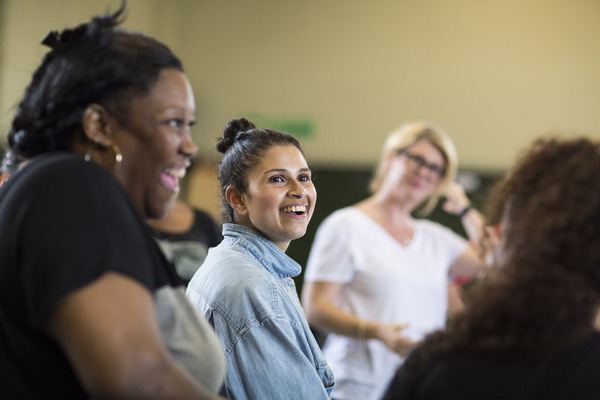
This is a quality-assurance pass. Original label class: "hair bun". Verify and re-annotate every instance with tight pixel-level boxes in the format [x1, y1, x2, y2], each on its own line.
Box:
[42, 5, 125, 51]
[216, 117, 256, 153]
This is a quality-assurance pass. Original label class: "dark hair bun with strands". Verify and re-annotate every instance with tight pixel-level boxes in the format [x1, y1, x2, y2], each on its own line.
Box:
[216, 117, 256, 154]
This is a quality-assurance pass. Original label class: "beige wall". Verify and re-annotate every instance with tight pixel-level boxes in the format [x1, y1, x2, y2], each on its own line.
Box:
[2, 0, 600, 172]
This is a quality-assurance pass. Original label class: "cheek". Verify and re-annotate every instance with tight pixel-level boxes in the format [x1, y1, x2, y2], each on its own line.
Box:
[153, 134, 178, 157]
[387, 164, 408, 184]
[309, 186, 317, 203]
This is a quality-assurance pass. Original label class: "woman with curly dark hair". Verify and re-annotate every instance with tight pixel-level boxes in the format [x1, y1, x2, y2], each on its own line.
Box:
[383, 137, 600, 400]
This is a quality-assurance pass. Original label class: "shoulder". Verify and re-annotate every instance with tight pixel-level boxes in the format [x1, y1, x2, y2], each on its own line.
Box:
[190, 244, 275, 301]
[314, 207, 364, 235]
[192, 207, 217, 222]
[323, 207, 360, 223]
[24, 152, 111, 181]
[14, 153, 119, 200]
[188, 250, 283, 332]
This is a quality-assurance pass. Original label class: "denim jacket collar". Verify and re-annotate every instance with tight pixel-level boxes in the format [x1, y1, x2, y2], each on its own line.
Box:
[222, 224, 301, 279]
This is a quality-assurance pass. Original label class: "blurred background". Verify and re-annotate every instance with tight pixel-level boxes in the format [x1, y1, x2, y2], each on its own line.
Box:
[2, 0, 599, 275]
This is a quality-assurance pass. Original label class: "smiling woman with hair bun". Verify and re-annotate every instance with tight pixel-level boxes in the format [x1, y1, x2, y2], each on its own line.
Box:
[186, 117, 334, 400]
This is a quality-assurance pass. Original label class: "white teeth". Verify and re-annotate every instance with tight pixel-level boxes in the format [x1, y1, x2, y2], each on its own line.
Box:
[281, 205, 307, 213]
[166, 168, 186, 178]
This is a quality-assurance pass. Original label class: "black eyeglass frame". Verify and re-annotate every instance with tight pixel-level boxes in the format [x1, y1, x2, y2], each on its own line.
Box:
[396, 149, 447, 179]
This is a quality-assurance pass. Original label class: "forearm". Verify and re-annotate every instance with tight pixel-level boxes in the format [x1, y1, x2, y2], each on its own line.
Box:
[460, 205, 485, 245]
[306, 300, 374, 340]
[46, 273, 225, 400]
[444, 182, 487, 247]
[88, 356, 223, 400]
[303, 282, 418, 355]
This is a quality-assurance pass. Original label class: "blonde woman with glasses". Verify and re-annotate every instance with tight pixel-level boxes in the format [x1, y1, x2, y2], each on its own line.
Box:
[302, 121, 487, 400]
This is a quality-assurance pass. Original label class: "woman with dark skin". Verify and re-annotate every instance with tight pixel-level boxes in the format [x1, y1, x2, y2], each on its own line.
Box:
[0, 5, 225, 399]
[383, 137, 600, 400]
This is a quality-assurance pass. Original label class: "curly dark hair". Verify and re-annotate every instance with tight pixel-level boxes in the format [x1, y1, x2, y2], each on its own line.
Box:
[216, 117, 303, 223]
[404, 136, 600, 374]
[7, 0, 183, 160]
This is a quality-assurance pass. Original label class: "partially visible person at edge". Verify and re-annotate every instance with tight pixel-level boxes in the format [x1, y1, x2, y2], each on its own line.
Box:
[0, 149, 25, 188]
[383, 137, 600, 400]
[0, 4, 226, 399]
[186, 117, 335, 399]
[302, 121, 488, 400]
[148, 197, 223, 285]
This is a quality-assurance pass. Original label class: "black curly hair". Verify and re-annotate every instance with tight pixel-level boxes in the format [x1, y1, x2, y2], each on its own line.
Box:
[8, 0, 183, 160]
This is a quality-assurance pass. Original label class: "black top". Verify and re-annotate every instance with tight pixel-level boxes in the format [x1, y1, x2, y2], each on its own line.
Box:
[150, 208, 222, 284]
[0, 153, 182, 398]
[382, 332, 600, 400]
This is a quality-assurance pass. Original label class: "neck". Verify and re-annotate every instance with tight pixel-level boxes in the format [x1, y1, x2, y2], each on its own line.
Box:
[356, 196, 414, 229]
[355, 195, 415, 246]
[364, 193, 414, 221]
[232, 220, 290, 252]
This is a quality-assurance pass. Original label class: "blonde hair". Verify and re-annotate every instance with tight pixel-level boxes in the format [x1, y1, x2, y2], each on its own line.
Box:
[368, 121, 458, 215]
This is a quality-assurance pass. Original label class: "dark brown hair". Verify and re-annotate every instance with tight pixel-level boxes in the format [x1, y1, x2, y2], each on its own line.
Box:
[405, 136, 600, 373]
[216, 117, 303, 223]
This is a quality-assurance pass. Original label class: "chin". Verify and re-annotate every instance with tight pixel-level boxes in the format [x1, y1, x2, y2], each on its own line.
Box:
[289, 228, 308, 241]
[147, 202, 173, 221]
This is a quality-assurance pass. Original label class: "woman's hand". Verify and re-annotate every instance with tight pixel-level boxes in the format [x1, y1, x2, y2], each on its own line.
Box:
[442, 182, 471, 215]
[374, 322, 420, 356]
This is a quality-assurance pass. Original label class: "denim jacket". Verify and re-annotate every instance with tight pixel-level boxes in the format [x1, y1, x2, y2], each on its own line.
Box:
[186, 224, 334, 400]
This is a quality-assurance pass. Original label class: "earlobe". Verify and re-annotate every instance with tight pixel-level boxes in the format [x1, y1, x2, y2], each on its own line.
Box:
[81, 103, 112, 144]
[225, 186, 247, 215]
[80, 104, 122, 165]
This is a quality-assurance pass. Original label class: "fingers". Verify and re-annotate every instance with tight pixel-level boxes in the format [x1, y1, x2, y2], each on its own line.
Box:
[443, 182, 470, 214]
[394, 337, 420, 356]
[393, 323, 409, 331]
[387, 323, 419, 356]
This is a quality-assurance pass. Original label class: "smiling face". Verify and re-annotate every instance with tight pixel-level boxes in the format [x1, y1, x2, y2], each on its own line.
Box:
[383, 139, 446, 208]
[232, 144, 316, 251]
[108, 68, 198, 220]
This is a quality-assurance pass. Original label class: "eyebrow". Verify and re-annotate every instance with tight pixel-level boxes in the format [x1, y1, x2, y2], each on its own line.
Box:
[265, 167, 311, 174]
[161, 105, 195, 115]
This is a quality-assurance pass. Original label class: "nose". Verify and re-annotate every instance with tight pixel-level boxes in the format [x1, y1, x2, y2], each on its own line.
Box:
[416, 165, 431, 177]
[413, 163, 436, 181]
[182, 131, 199, 158]
[288, 180, 307, 198]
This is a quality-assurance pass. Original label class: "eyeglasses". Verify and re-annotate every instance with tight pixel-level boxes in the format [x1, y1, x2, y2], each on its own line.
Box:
[397, 149, 446, 179]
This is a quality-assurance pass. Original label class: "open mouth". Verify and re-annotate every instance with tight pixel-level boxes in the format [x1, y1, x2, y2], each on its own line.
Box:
[280, 205, 307, 215]
[160, 167, 187, 192]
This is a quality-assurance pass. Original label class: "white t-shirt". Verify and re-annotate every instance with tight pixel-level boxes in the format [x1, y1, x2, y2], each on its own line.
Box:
[304, 207, 468, 400]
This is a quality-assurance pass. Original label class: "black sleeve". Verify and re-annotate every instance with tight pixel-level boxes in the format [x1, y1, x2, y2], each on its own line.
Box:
[18, 156, 157, 329]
